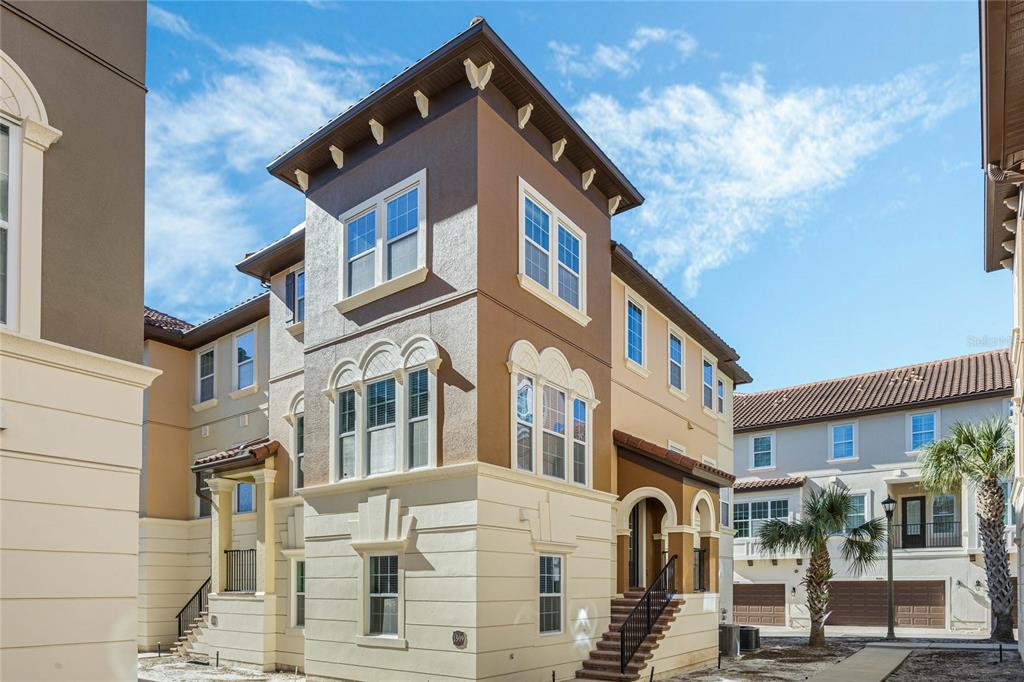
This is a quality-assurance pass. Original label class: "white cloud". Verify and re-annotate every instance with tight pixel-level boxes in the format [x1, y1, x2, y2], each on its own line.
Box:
[146, 39, 396, 320]
[550, 25, 697, 80]
[148, 5, 198, 41]
[574, 64, 974, 296]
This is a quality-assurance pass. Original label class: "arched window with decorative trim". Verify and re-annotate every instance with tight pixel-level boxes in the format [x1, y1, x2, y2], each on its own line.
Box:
[285, 392, 305, 493]
[324, 335, 442, 482]
[507, 340, 597, 488]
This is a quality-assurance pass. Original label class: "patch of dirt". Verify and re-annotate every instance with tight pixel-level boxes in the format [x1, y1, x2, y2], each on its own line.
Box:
[138, 655, 304, 682]
[885, 649, 1022, 682]
[675, 638, 865, 681]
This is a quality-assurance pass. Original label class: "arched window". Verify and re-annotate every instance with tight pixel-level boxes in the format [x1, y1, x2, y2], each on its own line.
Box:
[326, 336, 442, 481]
[508, 340, 597, 487]
[286, 393, 305, 493]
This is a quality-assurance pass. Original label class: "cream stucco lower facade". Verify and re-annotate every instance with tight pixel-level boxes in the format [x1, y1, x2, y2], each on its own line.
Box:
[0, 331, 159, 681]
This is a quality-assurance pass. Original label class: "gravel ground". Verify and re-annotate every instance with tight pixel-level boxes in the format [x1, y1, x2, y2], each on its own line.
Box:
[138, 655, 304, 682]
[886, 649, 1023, 682]
[673, 637, 866, 681]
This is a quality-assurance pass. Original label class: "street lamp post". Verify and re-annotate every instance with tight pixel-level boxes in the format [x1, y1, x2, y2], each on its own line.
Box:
[882, 495, 897, 641]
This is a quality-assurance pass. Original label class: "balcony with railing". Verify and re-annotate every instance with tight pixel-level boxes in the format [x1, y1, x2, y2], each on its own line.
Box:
[224, 549, 257, 592]
[891, 521, 962, 549]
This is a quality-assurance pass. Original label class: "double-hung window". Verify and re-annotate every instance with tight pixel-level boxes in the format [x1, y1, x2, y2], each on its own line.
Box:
[539, 555, 563, 634]
[752, 434, 774, 469]
[516, 374, 536, 472]
[368, 555, 399, 636]
[669, 333, 683, 391]
[295, 411, 305, 490]
[366, 378, 397, 475]
[337, 389, 356, 479]
[910, 412, 936, 451]
[197, 348, 215, 403]
[234, 330, 255, 390]
[294, 560, 306, 627]
[717, 378, 725, 413]
[542, 385, 567, 479]
[626, 300, 644, 366]
[572, 398, 587, 485]
[519, 179, 588, 321]
[846, 494, 866, 530]
[285, 269, 305, 323]
[407, 368, 430, 469]
[236, 482, 255, 513]
[340, 170, 426, 307]
[702, 359, 714, 409]
[932, 495, 955, 532]
[1, 120, 19, 328]
[831, 423, 855, 460]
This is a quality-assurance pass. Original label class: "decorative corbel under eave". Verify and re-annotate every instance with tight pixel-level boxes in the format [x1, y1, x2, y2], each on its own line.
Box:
[369, 118, 385, 145]
[552, 138, 567, 162]
[581, 168, 596, 190]
[1005, 219, 1018, 234]
[608, 195, 622, 216]
[1002, 257, 1014, 270]
[1004, 238, 1017, 254]
[294, 169, 309, 191]
[1006, 195, 1020, 212]
[414, 90, 429, 118]
[329, 145, 344, 169]
[517, 103, 533, 129]
[464, 58, 495, 91]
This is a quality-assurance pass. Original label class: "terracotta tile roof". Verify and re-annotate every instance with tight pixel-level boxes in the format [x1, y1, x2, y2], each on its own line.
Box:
[734, 476, 806, 492]
[735, 349, 1012, 432]
[192, 437, 278, 470]
[144, 306, 193, 332]
[613, 429, 736, 485]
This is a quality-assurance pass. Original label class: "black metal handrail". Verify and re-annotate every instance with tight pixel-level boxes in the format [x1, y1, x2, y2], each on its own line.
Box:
[176, 576, 211, 639]
[225, 549, 257, 592]
[619, 554, 677, 674]
[891, 521, 962, 549]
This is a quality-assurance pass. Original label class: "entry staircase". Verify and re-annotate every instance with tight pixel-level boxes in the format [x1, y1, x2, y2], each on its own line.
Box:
[576, 555, 681, 681]
[173, 577, 211, 658]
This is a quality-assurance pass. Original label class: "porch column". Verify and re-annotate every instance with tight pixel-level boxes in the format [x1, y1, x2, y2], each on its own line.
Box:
[252, 468, 277, 594]
[616, 530, 630, 593]
[668, 531, 692, 594]
[705, 535, 720, 592]
[208, 477, 237, 593]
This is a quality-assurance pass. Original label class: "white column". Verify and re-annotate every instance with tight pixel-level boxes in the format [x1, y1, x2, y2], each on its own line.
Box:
[252, 468, 277, 594]
[207, 477, 237, 593]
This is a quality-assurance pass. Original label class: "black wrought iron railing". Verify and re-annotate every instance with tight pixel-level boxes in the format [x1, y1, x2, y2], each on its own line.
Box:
[891, 521, 962, 549]
[619, 554, 677, 674]
[224, 549, 257, 592]
[176, 577, 211, 639]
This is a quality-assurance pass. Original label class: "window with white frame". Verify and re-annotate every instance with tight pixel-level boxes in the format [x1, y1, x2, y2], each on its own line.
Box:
[846, 494, 866, 530]
[717, 377, 725, 414]
[572, 398, 587, 485]
[1, 120, 18, 328]
[519, 179, 587, 318]
[720, 500, 730, 528]
[197, 470, 212, 518]
[286, 269, 305, 323]
[368, 555, 399, 636]
[407, 368, 430, 469]
[751, 434, 774, 469]
[340, 170, 426, 303]
[197, 348, 215, 403]
[539, 554, 563, 634]
[295, 409, 305, 490]
[236, 482, 255, 513]
[294, 560, 306, 627]
[831, 423, 855, 460]
[733, 499, 788, 538]
[627, 300, 644, 366]
[702, 359, 714, 409]
[337, 388, 356, 479]
[234, 330, 255, 390]
[669, 333, 683, 391]
[542, 385, 567, 479]
[910, 412, 936, 451]
[366, 377, 397, 475]
[1002, 481, 1017, 526]
[516, 374, 535, 471]
[932, 495, 955, 531]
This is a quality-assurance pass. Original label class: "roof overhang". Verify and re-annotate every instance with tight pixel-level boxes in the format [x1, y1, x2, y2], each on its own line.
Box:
[144, 292, 269, 350]
[266, 19, 643, 213]
[611, 242, 752, 385]
[613, 429, 735, 488]
[236, 225, 305, 282]
[734, 476, 807, 493]
[191, 437, 279, 474]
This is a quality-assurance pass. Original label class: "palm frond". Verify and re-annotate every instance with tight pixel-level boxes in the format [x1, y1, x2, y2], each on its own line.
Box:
[840, 517, 887, 574]
[757, 518, 809, 556]
[920, 415, 1015, 491]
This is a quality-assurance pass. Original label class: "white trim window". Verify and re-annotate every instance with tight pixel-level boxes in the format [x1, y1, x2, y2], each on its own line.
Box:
[293, 560, 306, 627]
[1002, 480, 1017, 526]
[846, 493, 867, 530]
[518, 178, 588, 324]
[702, 359, 714, 409]
[542, 385, 567, 480]
[516, 373, 536, 472]
[627, 299, 644, 366]
[932, 494, 956, 530]
[0, 120, 19, 328]
[339, 170, 427, 309]
[910, 411, 937, 451]
[669, 333, 683, 391]
[295, 408, 305, 490]
[285, 269, 305, 323]
[539, 554, 563, 634]
[751, 434, 774, 469]
[366, 377, 398, 475]
[337, 388, 357, 479]
[572, 398, 588, 485]
[716, 377, 725, 414]
[407, 368, 430, 469]
[197, 347, 215, 403]
[734, 499, 788, 539]
[368, 555, 399, 636]
[236, 482, 255, 514]
[197, 470, 212, 519]
[234, 329, 256, 390]
[830, 423, 856, 460]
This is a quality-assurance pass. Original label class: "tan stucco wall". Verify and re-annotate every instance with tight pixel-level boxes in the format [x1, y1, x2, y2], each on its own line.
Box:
[143, 340, 192, 520]
[0, 331, 158, 680]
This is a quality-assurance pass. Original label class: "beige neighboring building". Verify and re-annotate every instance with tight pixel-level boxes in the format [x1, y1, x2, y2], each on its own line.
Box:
[0, 2, 160, 681]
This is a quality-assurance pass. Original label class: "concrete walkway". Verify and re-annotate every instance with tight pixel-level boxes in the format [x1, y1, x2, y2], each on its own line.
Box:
[807, 647, 911, 682]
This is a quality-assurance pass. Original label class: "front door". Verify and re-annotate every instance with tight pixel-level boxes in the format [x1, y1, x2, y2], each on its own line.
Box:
[901, 496, 926, 548]
[628, 503, 642, 588]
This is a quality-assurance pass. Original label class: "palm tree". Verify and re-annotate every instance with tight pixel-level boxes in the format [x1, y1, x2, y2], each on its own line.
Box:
[758, 484, 887, 647]
[919, 416, 1015, 642]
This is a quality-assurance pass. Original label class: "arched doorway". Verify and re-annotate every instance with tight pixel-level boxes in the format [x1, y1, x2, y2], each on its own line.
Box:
[627, 497, 669, 589]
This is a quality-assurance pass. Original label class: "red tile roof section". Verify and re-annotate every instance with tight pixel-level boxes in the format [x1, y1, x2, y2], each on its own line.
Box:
[734, 476, 807, 492]
[192, 437, 277, 468]
[144, 306, 193, 332]
[613, 429, 736, 485]
[734, 349, 1012, 432]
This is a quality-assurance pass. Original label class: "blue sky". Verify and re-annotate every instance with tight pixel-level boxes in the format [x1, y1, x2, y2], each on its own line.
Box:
[145, 1, 1007, 392]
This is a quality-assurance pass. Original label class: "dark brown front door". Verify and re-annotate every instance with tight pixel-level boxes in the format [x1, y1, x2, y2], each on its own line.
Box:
[828, 581, 945, 628]
[901, 496, 926, 549]
[734, 584, 786, 625]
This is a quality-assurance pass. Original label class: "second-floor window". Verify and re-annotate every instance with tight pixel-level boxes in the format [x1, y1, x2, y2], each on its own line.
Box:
[539, 555, 563, 634]
[846, 493, 866, 529]
[366, 377, 398, 475]
[932, 495, 955, 531]
[702, 360, 714, 409]
[717, 377, 725, 413]
[669, 333, 683, 391]
[295, 411, 305, 490]
[407, 368, 430, 469]
[1003, 480, 1017, 526]
[734, 499, 788, 538]
[234, 330, 255, 390]
[519, 179, 587, 320]
[1, 121, 17, 328]
[338, 388, 356, 479]
[572, 398, 588, 485]
[626, 300, 644, 366]
[286, 269, 305, 323]
[831, 423, 855, 460]
[197, 348, 215, 403]
[236, 482, 255, 513]
[542, 385, 567, 479]
[910, 412, 936, 451]
[752, 434, 774, 469]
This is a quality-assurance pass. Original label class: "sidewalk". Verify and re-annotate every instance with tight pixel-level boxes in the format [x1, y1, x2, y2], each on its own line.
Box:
[807, 647, 910, 682]
[758, 625, 995, 640]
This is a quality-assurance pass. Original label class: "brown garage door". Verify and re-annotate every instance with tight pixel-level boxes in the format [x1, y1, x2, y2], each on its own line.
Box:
[828, 581, 945, 628]
[734, 583, 786, 625]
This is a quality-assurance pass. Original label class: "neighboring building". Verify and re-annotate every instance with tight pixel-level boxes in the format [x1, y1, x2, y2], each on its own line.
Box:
[732, 351, 1015, 633]
[0, 2, 159, 681]
[138, 18, 750, 681]
[980, 0, 1024, 660]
